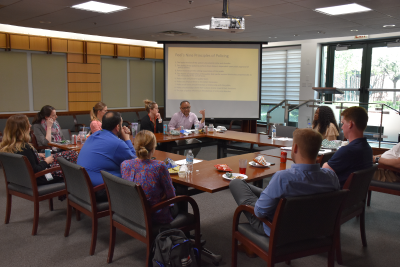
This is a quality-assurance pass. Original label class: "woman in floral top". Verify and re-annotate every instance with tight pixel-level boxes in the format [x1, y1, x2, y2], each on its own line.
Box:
[121, 130, 176, 224]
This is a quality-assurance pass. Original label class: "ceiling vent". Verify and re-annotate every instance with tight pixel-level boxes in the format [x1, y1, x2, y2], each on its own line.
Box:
[160, 30, 190, 37]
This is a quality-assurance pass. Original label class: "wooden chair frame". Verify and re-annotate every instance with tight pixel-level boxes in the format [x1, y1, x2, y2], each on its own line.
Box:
[336, 165, 377, 264]
[367, 163, 400, 206]
[0, 156, 66, 235]
[232, 201, 344, 267]
[62, 165, 109, 256]
[105, 183, 201, 267]
[29, 130, 50, 151]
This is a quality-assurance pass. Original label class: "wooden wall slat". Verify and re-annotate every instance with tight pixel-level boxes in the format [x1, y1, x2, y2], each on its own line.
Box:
[87, 55, 101, 64]
[144, 47, 156, 59]
[67, 53, 84, 63]
[10, 34, 29, 50]
[68, 40, 84, 53]
[130, 46, 142, 58]
[0, 33, 6, 48]
[68, 73, 101, 83]
[67, 63, 101, 73]
[87, 42, 101, 55]
[29, 36, 48, 51]
[69, 101, 100, 111]
[69, 92, 101, 102]
[156, 48, 164, 59]
[52, 39, 68, 52]
[101, 43, 114, 56]
[68, 83, 101, 92]
[118, 45, 129, 57]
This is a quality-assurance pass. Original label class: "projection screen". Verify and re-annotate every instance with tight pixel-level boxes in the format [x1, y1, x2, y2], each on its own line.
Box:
[163, 42, 262, 119]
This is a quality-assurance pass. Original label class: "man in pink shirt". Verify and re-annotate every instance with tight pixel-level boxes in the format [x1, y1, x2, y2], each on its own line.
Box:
[168, 100, 205, 156]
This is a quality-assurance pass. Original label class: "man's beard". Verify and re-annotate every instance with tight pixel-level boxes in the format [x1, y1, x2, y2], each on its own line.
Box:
[117, 125, 123, 138]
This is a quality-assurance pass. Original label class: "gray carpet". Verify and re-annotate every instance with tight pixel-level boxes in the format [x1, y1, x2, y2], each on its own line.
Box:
[1, 145, 400, 266]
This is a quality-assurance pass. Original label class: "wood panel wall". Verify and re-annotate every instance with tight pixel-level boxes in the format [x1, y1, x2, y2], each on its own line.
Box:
[0, 31, 164, 112]
[67, 54, 101, 111]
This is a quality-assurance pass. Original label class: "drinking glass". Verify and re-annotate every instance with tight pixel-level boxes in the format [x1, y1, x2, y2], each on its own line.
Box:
[79, 131, 87, 144]
[239, 159, 247, 175]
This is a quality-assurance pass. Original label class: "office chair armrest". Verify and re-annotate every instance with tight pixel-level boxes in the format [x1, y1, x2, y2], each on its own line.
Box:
[93, 183, 105, 192]
[150, 195, 200, 218]
[34, 166, 61, 178]
[378, 163, 400, 173]
[232, 205, 273, 231]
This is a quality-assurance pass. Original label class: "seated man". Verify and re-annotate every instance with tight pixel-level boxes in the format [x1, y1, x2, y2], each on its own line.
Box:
[322, 106, 373, 187]
[168, 100, 205, 157]
[77, 111, 136, 201]
[230, 128, 340, 237]
[372, 143, 400, 183]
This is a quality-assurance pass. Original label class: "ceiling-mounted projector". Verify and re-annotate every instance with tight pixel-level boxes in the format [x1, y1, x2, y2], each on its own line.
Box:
[210, 17, 245, 33]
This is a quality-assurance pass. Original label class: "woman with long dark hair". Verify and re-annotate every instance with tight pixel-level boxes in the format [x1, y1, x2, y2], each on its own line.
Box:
[0, 115, 78, 185]
[32, 105, 64, 147]
[312, 106, 340, 141]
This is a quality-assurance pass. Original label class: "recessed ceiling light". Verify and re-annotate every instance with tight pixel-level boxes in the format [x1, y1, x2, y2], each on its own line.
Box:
[383, 25, 396, 28]
[71, 1, 128, 13]
[351, 29, 358, 31]
[294, 34, 299, 36]
[315, 3, 371, 16]
[194, 25, 210, 30]
[268, 37, 277, 39]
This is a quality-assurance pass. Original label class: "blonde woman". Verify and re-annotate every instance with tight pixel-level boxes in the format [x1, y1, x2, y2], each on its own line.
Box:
[140, 99, 163, 133]
[121, 130, 176, 224]
[0, 115, 78, 185]
[90, 102, 108, 133]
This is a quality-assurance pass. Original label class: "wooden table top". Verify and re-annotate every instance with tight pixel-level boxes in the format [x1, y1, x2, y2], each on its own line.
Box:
[154, 131, 293, 147]
[171, 153, 293, 193]
[260, 148, 324, 163]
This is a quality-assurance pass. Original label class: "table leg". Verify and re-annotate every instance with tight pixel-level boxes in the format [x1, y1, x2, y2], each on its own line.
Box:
[217, 140, 228, 159]
[174, 183, 189, 213]
[252, 180, 263, 188]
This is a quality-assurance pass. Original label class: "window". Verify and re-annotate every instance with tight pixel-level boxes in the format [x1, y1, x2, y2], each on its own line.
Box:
[259, 46, 301, 122]
[321, 38, 400, 144]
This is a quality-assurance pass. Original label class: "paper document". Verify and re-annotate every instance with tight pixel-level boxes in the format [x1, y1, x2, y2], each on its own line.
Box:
[174, 159, 203, 165]
[280, 147, 292, 150]
[274, 137, 293, 141]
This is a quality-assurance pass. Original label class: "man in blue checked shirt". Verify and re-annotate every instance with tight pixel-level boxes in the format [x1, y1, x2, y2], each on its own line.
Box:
[229, 128, 340, 236]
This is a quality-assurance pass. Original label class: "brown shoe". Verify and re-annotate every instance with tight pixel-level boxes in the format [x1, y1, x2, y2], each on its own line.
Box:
[237, 242, 258, 258]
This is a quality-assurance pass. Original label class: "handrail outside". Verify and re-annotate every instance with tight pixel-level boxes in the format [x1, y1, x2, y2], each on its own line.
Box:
[266, 99, 399, 148]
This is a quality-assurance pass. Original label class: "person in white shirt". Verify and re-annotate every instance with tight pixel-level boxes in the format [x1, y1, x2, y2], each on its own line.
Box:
[373, 143, 400, 182]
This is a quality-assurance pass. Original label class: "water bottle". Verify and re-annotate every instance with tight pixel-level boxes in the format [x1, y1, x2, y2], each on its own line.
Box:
[186, 150, 194, 174]
[307, 117, 312, 129]
[271, 124, 276, 138]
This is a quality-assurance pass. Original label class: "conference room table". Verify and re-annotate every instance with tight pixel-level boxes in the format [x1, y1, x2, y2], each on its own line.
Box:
[48, 141, 293, 210]
[49, 130, 294, 158]
[153, 131, 293, 158]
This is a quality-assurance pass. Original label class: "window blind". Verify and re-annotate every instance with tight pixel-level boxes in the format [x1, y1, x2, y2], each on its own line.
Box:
[261, 47, 301, 104]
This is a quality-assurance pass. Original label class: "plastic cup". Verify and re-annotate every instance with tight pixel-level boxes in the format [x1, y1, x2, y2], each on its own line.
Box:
[239, 159, 247, 175]
[79, 131, 87, 143]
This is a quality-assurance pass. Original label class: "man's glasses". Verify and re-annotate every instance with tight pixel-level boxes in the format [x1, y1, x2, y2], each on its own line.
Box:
[181, 106, 191, 110]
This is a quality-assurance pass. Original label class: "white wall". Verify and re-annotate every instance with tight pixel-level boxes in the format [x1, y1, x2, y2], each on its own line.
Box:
[264, 31, 400, 128]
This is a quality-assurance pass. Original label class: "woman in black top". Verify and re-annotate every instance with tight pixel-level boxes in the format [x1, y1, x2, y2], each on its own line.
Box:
[0, 115, 78, 185]
[140, 100, 175, 152]
[141, 99, 163, 133]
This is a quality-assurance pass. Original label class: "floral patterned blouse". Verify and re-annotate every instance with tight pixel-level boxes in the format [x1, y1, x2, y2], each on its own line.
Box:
[121, 158, 176, 224]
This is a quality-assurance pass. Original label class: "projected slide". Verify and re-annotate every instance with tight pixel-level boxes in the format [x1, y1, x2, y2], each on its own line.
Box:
[167, 47, 258, 101]
[164, 43, 261, 119]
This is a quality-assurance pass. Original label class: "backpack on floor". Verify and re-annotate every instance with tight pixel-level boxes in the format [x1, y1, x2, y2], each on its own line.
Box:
[152, 229, 199, 267]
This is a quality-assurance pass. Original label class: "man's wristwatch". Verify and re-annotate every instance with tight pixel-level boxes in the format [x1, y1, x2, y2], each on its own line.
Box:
[375, 157, 380, 164]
